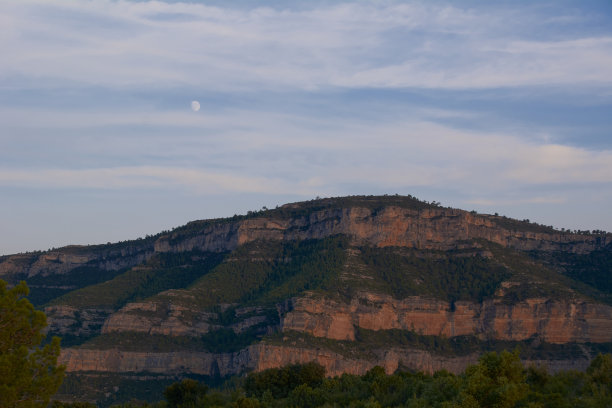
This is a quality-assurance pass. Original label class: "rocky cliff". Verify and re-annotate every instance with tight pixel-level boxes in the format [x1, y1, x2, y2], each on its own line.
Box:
[3, 202, 608, 280]
[58, 342, 591, 378]
[281, 293, 612, 343]
[154, 206, 607, 255]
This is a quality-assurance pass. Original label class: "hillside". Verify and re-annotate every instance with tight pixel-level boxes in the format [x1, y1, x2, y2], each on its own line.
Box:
[1, 195, 611, 406]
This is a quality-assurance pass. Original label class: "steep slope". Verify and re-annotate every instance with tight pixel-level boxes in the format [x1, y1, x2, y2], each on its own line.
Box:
[1, 195, 611, 406]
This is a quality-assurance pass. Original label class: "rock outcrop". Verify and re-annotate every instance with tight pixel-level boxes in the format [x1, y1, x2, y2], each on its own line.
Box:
[3, 204, 609, 279]
[45, 305, 113, 337]
[59, 343, 590, 377]
[155, 207, 608, 255]
[58, 344, 480, 377]
[281, 294, 612, 344]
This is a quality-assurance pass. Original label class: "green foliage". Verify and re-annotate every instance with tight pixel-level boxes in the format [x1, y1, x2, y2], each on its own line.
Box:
[60, 353, 612, 408]
[460, 349, 528, 408]
[585, 354, 612, 405]
[81, 327, 264, 354]
[482, 242, 584, 303]
[161, 236, 348, 309]
[490, 215, 558, 234]
[269, 329, 606, 365]
[24, 266, 130, 307]
[529, 247, 612, 297]
[244, 362, 326, 399]
[358, 247, 510, 302]
[56, 372, 198, 408]
[0, 280, 65, 408]
[164, 378, 208, 408]
[51, 402, 98, 408]
[50, 251, 226, 309]
[354, 328, 481, 357]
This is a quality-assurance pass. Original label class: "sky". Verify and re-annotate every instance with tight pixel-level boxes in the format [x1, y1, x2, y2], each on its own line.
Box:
[1, 0, 612, 255]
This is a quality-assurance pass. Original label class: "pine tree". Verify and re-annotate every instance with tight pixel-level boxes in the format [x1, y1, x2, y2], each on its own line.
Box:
[0, 280, 65, 408]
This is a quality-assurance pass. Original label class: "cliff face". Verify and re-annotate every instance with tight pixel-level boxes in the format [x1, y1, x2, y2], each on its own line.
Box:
[45, 305, 113, 337]
[281, 294, 612, 344]
[0, 244, 153, 280]
[56, 344, 481, 377]
[155, 207, 606, 255]
[58, 343, 589, 378]
[99, 302, 269, 336]
[3, 205, 608, 280]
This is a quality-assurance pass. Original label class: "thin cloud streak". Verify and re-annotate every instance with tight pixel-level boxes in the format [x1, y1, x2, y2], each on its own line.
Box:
[0, 167, 293, 195]
[2, 1, 612, 91]
[2, 121, 611, 194]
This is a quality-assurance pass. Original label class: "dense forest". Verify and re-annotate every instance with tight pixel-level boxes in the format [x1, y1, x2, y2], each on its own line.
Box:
[53, 351, 612, 408]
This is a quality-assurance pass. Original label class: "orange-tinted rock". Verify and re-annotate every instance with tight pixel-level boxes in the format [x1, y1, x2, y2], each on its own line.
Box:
[59, 344, 589, 377]
[282, 294, 612, 344]
[2, 205, 609, 279]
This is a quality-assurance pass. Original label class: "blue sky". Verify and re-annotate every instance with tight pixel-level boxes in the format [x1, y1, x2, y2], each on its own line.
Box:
[1, 0, 612, 255]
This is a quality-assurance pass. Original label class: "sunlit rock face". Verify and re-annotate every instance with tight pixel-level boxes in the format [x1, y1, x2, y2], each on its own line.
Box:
[282, 294, 612, 343]
[3, 203, 606, 280]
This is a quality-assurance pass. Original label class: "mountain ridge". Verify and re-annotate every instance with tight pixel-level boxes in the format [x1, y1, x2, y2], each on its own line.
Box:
[1, 195, 611, 406]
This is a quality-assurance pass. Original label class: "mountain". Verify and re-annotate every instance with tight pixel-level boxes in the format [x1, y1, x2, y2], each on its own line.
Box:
[1, 195, 611, 406]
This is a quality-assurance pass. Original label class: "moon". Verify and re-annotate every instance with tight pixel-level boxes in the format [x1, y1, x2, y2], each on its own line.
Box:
[191, 100, 200, 112]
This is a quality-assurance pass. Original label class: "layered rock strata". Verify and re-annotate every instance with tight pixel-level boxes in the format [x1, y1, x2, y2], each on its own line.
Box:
[59, 344, 590, 377]
[282, 294, 612, 344]
[3, 205, 609, 279]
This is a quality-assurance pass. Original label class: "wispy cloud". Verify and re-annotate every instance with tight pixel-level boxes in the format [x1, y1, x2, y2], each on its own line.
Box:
[2, 120, 611, 195]
[0, 166, 293, 194]
[3, 1, 612, 91]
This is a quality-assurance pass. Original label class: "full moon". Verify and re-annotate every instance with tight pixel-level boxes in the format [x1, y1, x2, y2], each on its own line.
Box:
[191, 100, 200, 112]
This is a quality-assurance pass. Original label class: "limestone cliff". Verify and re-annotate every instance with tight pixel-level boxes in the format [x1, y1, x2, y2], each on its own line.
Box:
[154, 206, 608, 255]
[3, 201, 609, 280]
[59, 343, 589, 378]
[281, 293, 612, 343]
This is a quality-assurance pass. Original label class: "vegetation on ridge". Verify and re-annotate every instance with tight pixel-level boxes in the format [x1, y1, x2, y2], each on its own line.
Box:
[153, 236, 349, 309]
[48, 251, 227, 309]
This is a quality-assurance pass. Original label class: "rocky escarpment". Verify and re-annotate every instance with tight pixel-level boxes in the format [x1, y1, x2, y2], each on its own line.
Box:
[56, 290, 612, 380]
[155, 207, 609, 255]
[0, 243, 154, 279]
[100, 302, 270, 336]
[5, 202, 608, 280]
[45, 305, 113, 337]
[281, 293, 612, 344]
[59, 343, 590, 378]
[58, 344, 480, 377]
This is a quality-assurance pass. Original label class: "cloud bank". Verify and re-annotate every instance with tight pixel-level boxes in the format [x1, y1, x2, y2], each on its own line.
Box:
[2, 1, 612, 91]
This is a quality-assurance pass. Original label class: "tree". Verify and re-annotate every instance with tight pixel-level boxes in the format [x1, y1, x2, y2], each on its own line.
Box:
[0, 280, 65, 408]
[460, 349, 528, 408]
[584, 353, 612, 406]
[164, 378, 208, 408]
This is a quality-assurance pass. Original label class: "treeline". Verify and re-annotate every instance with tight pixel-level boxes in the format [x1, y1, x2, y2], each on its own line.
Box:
[53, 350, 612, 408]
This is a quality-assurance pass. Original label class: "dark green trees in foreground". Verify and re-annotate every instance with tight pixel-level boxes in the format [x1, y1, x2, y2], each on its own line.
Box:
[0, 280, 65, 408]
